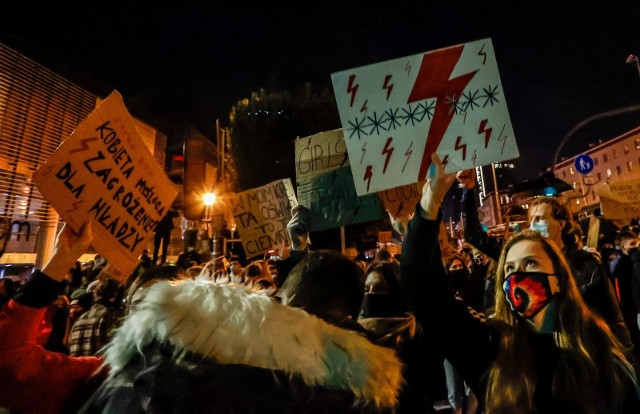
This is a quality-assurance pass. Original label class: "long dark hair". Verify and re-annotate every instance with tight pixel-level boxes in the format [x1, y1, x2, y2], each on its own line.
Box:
[486, 230, 633, 413]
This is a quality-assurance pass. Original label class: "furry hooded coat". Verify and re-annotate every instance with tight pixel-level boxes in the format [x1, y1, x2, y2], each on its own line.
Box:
[81, 278, 403, 413]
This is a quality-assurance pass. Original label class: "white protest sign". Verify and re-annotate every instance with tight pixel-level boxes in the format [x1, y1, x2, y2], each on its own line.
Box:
[331, 38, 519, 195]
[33, 91, 179, 280]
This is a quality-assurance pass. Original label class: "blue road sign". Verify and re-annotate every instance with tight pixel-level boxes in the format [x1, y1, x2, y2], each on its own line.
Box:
[574, 154, 594, 175]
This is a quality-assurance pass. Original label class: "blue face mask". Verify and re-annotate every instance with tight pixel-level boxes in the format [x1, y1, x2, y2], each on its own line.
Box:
[529, 221, 549, 238]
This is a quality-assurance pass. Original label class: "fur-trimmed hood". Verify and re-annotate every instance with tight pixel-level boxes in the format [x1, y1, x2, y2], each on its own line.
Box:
[104, 278, 403, 409]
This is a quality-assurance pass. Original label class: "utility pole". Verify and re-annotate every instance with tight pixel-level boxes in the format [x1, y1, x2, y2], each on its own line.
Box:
[491, 163, 503, 225]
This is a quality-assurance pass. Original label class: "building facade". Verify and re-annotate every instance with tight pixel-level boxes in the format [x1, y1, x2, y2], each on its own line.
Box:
[553, 127, 640, 215]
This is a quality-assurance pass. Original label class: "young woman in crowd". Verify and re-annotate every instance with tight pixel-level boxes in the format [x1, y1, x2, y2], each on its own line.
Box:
[457, 168, 633, 356]
[400, 154, 640, 413]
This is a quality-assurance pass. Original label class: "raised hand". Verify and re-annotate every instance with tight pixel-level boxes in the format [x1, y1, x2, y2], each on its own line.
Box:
[456, 169, 476, 190]
[388, 211, 409, 237]
[272, 239, 290, 260]
[420, 154, 457, 220]
[287, 205, 311, 251]
[43, 221, 93, 282]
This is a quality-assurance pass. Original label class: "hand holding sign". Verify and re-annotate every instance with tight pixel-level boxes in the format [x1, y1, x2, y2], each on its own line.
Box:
[43, 221, 93, 282]
[287, 205, 311, 251]
[33, 91, 179, 280]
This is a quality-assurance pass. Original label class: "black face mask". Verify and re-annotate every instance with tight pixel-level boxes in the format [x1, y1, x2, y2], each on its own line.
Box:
[361, 294, 403, 318]
[447, 268, 468, 291]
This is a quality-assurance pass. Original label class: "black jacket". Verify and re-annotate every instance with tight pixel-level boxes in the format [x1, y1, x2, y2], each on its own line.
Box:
[461, 188, 633, 352]
[400, 206, 640, 413]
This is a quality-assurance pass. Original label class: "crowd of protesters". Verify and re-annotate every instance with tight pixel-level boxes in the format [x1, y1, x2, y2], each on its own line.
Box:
[2, 160, 640, 413]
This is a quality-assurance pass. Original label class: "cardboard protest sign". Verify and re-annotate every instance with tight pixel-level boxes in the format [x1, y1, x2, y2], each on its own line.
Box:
[331, 38, 519, 195]
[295, 129, 383, 231]
[232, 179, 298, 258]
[379, 181, 425, 218]
[596, 179, 640, 221]
[33, 91, 178, 280]
[378, 231, 392, 244]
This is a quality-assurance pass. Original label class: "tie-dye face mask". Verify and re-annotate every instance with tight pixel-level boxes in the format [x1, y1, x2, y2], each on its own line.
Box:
[502, 271, 560, 318]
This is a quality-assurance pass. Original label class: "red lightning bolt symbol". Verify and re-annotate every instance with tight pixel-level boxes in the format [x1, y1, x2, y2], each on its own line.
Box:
[360, 99, 368, 114]
[383, 75, 394, 100]
[69, 137, 98, 154]
[441, 154, 450, 169]
[454, 136, 467, 160]
[363, 165, 373, 192]
[347, 74, 359, 107]
[408, 45, 478, 181]
[478, 119, 492, 148]
[66, 199, 85, 214]
[381, 137, 394, 174]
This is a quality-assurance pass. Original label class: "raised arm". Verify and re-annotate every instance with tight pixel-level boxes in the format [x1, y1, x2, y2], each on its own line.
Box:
[0, 221, 103, 413]
[273, 206, 311, 287]
[457, 169, 503, 260]
[400, 155, 494, 390]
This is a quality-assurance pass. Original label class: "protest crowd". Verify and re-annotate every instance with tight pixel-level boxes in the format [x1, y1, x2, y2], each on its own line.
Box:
[2, 34, 640, 414]
[1, 151, 640, 413]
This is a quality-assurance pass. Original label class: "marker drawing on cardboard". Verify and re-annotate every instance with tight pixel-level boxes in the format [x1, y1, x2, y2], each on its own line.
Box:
[33, 91, 179, 279]
[332, 38, 519, 196]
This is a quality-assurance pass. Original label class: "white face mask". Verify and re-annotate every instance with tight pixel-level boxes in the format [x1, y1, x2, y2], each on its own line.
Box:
[530, 220, 549, 238]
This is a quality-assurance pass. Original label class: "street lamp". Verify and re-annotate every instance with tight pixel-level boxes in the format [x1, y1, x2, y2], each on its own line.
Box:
[203, 192, 216, 270]
[203, 192, 216, 233]
[627, 54, 640, 79]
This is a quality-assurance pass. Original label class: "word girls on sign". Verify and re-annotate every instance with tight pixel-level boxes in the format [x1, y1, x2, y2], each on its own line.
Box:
[33, 91, 178, 278]
[331, 38, 519, 196]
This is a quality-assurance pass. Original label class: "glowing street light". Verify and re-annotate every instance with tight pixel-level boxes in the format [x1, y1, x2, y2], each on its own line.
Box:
[202, 192, 218, 272]
[203, 192, 216, 207]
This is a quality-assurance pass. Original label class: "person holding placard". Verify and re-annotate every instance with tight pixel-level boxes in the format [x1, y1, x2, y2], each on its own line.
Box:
[400, 154, 640, 413]
[457, 169, 634, 357]
[0, 222, 105, 414]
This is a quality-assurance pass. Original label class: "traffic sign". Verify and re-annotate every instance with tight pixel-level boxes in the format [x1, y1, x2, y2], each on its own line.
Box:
[575, 154, 594, 175]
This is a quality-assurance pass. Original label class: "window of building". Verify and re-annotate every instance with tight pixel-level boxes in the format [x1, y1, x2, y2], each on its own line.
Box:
[562, 170, 566, 178]
[572, 181, 577, 189]
[636, 138, 640, 149]
[597, 172, 602, 181]
[629, 160, 633, 171]
[570, 167, 574, 175]
[603, 153, 609, 162]
[607, 168, 612, 177]
[613, 149, 618, 159]
[617, 165, 623, 175]
[625, 144, 630, 154]
[594, 156, 598, 166]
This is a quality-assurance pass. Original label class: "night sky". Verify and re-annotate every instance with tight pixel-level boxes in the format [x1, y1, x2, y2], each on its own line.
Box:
[3, 1, 640, 182]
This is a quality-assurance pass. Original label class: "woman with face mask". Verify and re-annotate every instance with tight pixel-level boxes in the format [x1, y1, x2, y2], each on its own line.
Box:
[457, 169, 633, 356]
[400, 154, 640, 413]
